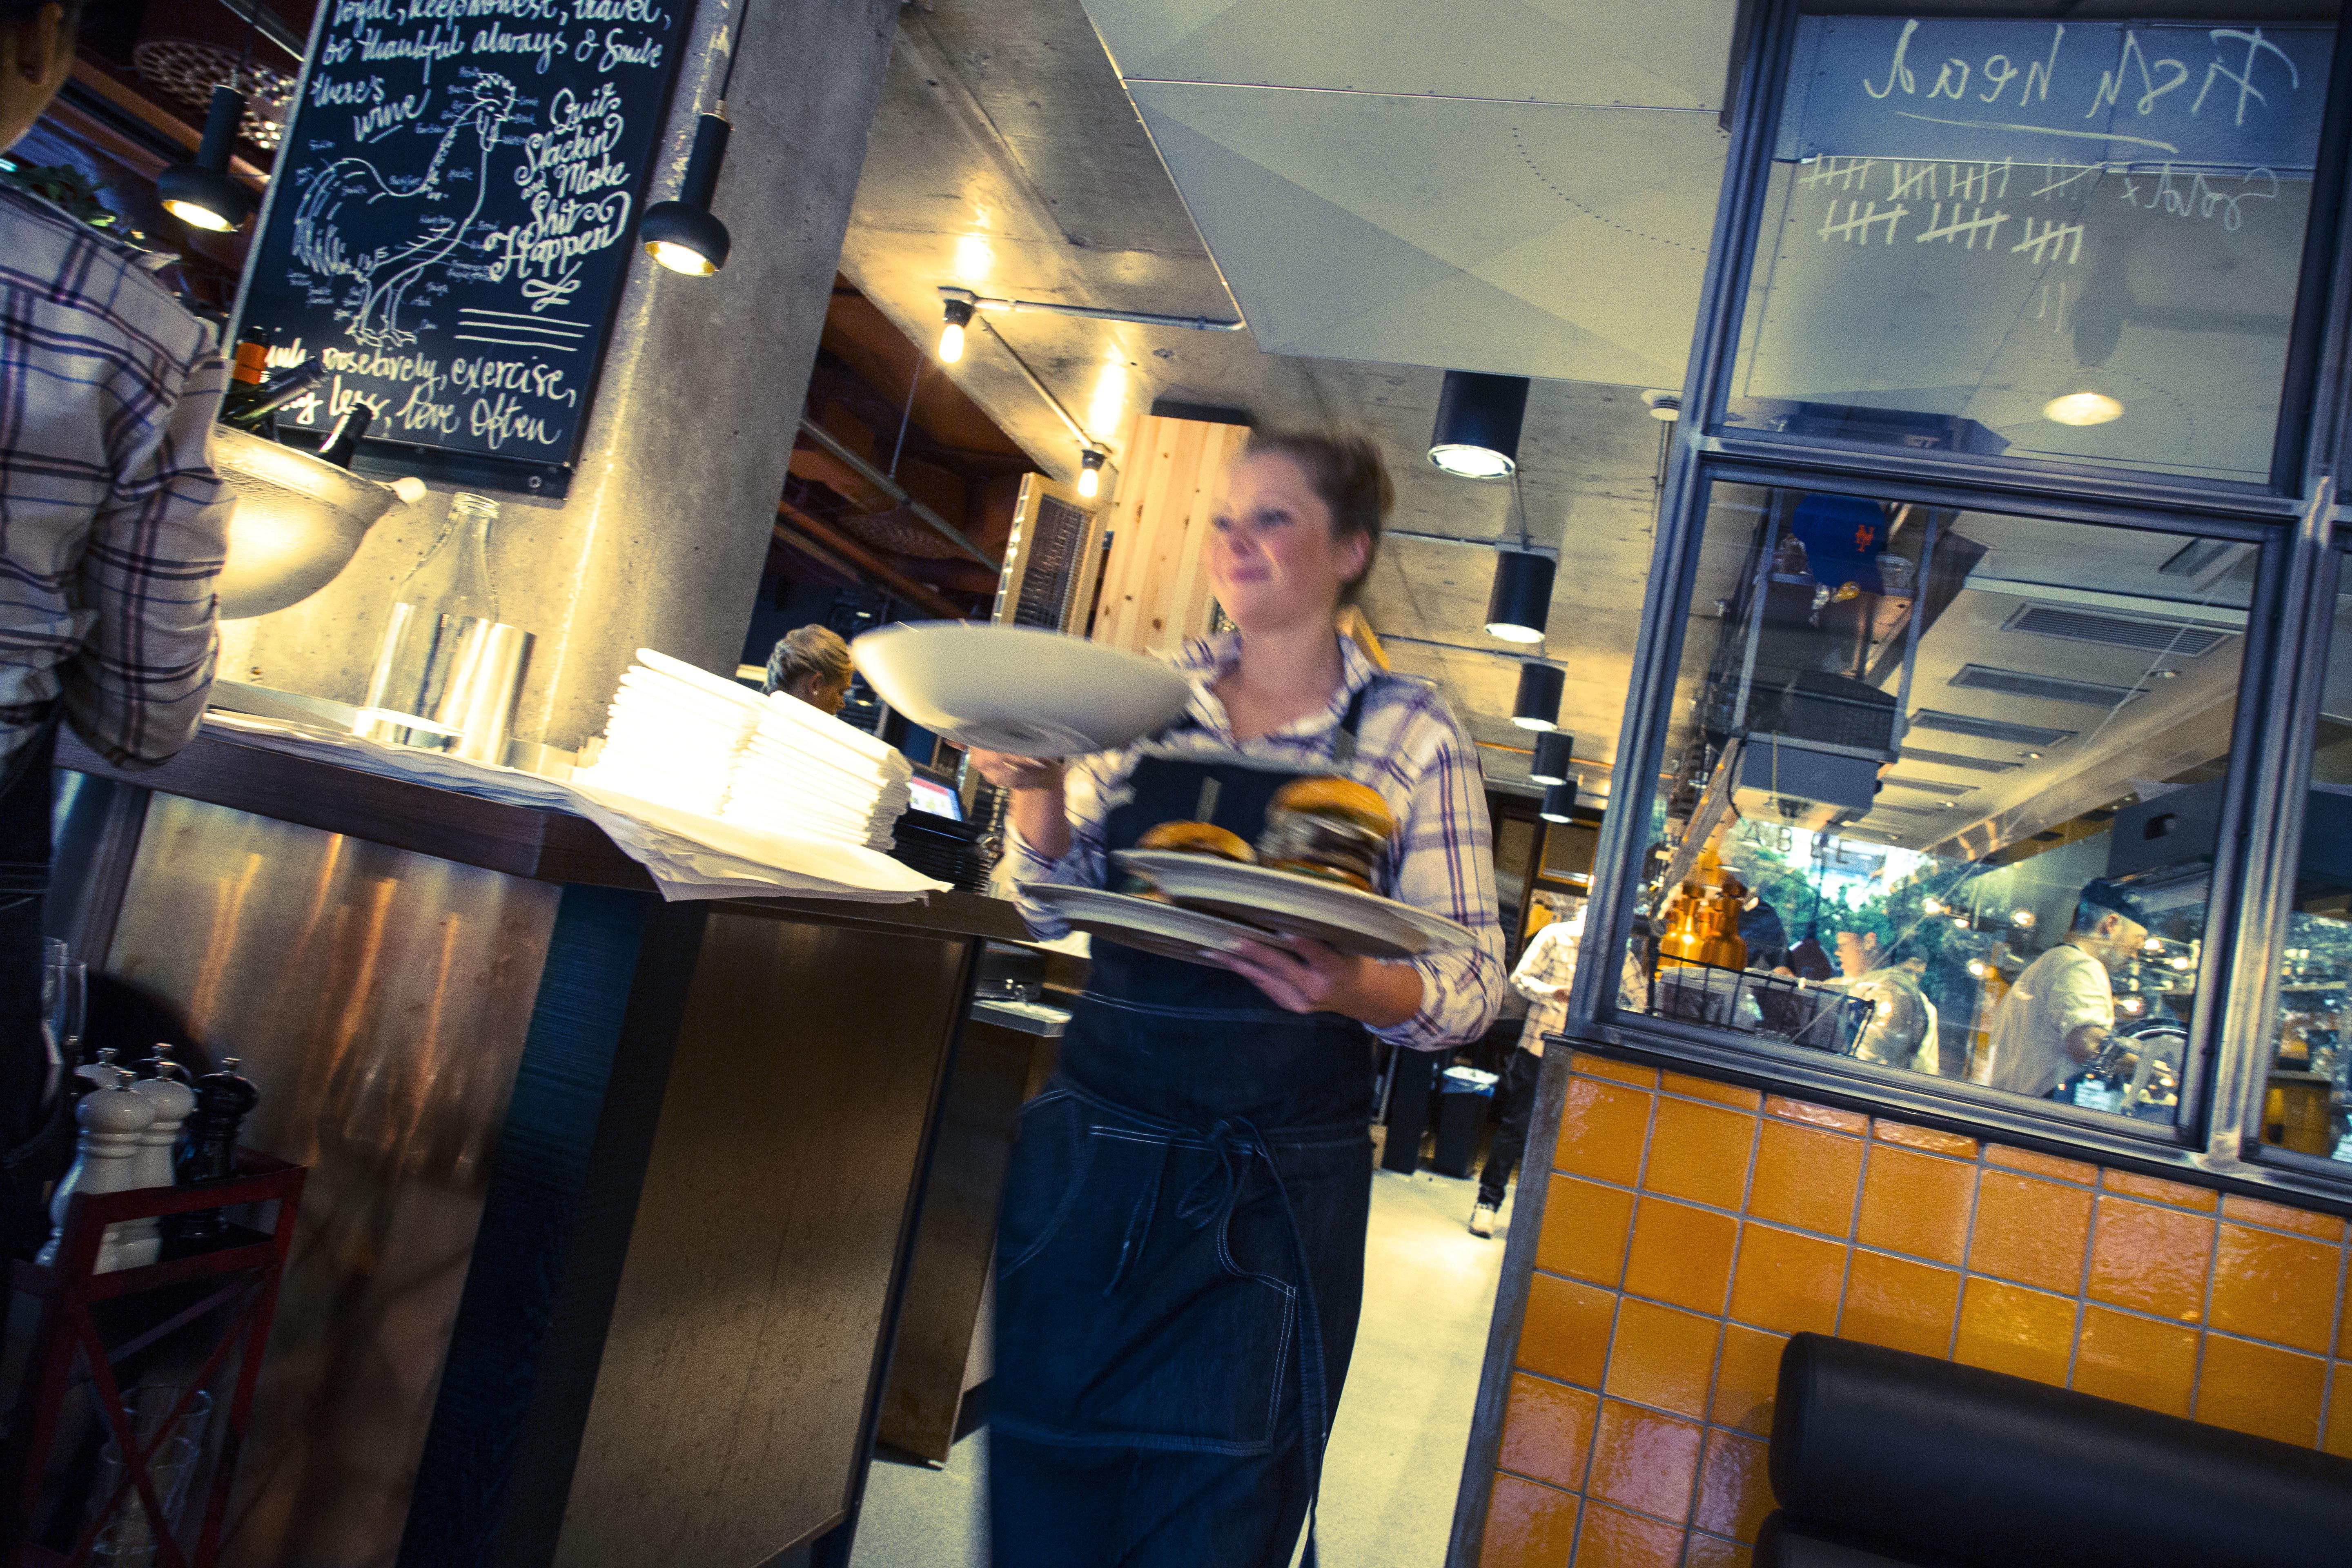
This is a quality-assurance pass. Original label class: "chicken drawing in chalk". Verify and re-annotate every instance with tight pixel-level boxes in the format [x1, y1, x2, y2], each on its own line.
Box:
[293, 73, 521, 350]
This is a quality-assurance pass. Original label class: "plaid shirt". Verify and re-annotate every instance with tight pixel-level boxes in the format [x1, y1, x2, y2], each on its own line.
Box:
[1511, 914, 1582, 1057]
[0, 185, 229, 772]
[1004, 630, 1506, 1051]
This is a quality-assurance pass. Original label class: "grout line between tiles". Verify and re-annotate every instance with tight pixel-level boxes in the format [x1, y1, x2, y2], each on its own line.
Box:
[1947, 1143, 1989, 1361]
[2324, 1242, 2350, 1452]
[2187, 1198, 2225, 1419]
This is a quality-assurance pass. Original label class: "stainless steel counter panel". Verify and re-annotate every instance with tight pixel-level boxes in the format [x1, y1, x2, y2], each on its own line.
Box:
[106, 793, 560, 1568]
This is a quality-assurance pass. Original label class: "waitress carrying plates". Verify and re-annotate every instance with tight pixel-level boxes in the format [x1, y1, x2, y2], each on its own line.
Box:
[971, 430, 1506, 1568]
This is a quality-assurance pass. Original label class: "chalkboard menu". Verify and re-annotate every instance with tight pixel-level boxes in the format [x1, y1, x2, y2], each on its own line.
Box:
[235, 0, 697, 492]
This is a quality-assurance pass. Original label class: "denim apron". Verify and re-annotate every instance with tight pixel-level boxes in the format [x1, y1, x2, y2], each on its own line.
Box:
[1, 710, 62, 1258]
[991, 688, 1380, 1568]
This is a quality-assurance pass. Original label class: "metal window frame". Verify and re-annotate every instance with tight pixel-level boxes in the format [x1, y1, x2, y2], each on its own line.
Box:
[1448, 4, 2352, 1561]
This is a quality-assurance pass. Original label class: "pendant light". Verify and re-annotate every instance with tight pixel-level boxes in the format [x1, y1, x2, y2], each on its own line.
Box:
[1512, 662, 1563, 731]
[158, 85, 254, 232]
[1078, 448, 1105, 498]
[1540, 779, 1579, 824]
[1486, 550, 1554, 643]
[1529, 730, 1575, 786]
[642, 113, 732, 275]
[1428, 371, 1529, 479]
[939, 298, 973, 363]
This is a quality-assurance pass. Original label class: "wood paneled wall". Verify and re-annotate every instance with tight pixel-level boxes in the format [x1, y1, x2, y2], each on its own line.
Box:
[1090, 415, 1253, 656]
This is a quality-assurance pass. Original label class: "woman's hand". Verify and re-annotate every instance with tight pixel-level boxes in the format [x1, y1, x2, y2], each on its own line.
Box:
[967, 750, 1067, 793]
[1216, 935, 1423, 1028]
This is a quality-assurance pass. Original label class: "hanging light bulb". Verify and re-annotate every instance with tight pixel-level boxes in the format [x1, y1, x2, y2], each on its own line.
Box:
[640, 114, 733, 275]
[1539, 779, 1578, 824]
[1512, 661, 1564, 731]
[939, 298, 974, 364]
[158, 86, 255, 232]
[1486, 550, 1555, 643]
[1428, 371, 1529, 479]
[1078, 448, 1105, 499]
[1528, 730, 1575, 785]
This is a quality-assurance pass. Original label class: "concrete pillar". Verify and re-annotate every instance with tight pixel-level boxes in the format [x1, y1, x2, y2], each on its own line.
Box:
[222, 0, 902, 751]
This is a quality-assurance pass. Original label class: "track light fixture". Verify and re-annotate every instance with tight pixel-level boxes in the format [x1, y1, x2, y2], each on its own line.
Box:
[939, 298, 973, 363]
[1428, 370, 1529, 479]
[1512, 662, 1564, 732]
[1529, 730, 1575, 785]
[158, 86, 254, 232]
[1078, 448, 1106, 499]
[1486, 549, 1555, 644]
[641, 114, 732, 275]
[1540, 779, 1579, 824]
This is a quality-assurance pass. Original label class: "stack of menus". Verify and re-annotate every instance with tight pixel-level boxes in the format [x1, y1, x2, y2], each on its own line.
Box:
[234, 0, 697, 493]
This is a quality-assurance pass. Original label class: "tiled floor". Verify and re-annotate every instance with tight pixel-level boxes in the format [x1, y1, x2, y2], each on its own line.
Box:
[850, 1163, 1513, 1567]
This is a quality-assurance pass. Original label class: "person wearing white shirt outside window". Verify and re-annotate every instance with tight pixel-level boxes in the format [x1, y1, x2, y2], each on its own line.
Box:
[1982, 881, 2148, 1100]
[1469, 900, 1579, 1237]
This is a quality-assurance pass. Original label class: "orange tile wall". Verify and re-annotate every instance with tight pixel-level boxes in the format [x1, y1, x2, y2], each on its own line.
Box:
[1478, 1053, 2352, 1568]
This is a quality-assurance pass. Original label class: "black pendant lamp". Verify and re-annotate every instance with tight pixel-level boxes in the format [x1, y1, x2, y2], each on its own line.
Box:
[1529, 730, 1575, 785]
[642, 113, 733, 275]
[1512, 662, 1564, 731]
[1486, 550, 1555, 644]
[1540, 779, 1579, 824]
[1428, 371, 1530, 479]
[158, 86, 254, 233]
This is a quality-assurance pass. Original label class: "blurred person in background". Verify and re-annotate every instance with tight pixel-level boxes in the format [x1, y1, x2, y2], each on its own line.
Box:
[1984, 882, 2147, 1100]
[1470, 898, 1579, 1238]
[1, 0, 231, 1258]
[763, 623, 854, 715]
[1835, 930, 1939, 1073]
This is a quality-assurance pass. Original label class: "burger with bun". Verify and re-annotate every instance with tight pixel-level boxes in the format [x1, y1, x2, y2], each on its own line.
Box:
[1134, 820, 1256, 863]
[1255, 777, 1394, 893]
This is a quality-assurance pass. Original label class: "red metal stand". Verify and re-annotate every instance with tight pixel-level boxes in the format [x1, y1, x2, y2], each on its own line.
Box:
[2, 1153, 305, 1568]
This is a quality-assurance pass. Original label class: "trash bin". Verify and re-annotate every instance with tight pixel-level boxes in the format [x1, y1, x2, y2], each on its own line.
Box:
[1432, 1066, 1498, 1179]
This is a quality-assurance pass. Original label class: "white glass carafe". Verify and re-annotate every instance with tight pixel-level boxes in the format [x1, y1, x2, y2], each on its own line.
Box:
[356, 492, 532, 763]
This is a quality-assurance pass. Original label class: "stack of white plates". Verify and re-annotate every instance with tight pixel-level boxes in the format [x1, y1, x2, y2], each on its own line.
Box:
[572, 648, 914, 851]
[724, 690, 912, 851]
[573, 660, 762, 817]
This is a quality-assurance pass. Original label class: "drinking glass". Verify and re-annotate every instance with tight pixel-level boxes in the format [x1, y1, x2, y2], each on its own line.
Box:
[41, 938, 85, 1101]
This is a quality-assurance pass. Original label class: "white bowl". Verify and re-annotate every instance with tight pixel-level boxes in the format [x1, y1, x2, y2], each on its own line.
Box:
[852, 623, 1193, 756]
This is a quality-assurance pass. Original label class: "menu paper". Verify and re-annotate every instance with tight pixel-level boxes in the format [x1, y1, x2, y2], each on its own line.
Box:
[234, 0, 696, 486]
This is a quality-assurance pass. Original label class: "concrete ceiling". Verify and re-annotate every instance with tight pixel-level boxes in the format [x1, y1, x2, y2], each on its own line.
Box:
[839, 0, 1714, 803]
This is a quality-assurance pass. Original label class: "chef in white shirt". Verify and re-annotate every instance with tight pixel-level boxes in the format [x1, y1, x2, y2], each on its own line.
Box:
[1983, 881, 2148, 1100]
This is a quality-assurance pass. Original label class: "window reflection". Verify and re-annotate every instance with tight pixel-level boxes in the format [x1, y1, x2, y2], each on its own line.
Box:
[1625, 483, 2247, 1124]
[1730, 12, 2334, 482]
[2258, 567, 2352, 1162]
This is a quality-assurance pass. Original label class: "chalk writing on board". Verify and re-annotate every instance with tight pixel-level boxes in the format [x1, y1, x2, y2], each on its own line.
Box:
[237, 0, 691, 479]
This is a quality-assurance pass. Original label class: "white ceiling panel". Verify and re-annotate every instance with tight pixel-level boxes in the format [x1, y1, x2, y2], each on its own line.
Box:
[1086, 0, 1733, 110]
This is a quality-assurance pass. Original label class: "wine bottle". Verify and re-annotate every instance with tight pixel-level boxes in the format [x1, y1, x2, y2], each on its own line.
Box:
[318, 403, 374, 468]
[228, 324, 270, 394]
[220, 357, 326, 430]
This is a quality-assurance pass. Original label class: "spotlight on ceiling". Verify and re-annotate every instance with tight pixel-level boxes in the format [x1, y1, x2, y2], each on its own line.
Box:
[2043, 391, 2123, 426]
[640, 115, 733, 276]
[158, 86, 255, 232]
[939, 298, 974, 364]
[1641, 390, 1682, 422]
[1486, 549, 1555, 644]
[1529, 730, 1575, 786]
[1512, 661, 1564, 731]
[1078, 448, 1106, 499]
[1539, 779, 1578, 824]
[1428, 370, 1529, 479]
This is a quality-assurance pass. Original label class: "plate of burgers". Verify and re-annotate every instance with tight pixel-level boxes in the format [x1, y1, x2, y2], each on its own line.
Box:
[1017, 882, 1278, 967]
[1114, 776, 1479, 960]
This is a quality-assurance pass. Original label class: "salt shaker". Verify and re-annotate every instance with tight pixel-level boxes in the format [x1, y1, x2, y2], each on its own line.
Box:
[122, 1057, 195, 1267]
[37, 1070, 156, 1273]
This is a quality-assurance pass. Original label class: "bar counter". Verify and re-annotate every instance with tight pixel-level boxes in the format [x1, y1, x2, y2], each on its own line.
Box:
[46, 724, 1030, 1568]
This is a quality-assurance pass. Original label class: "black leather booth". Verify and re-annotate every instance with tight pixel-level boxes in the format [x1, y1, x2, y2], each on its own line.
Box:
[1758, 1332, 2352, 1568]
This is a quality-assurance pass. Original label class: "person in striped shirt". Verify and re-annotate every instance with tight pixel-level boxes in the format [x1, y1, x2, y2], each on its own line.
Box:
[1, 0, 231, 1257]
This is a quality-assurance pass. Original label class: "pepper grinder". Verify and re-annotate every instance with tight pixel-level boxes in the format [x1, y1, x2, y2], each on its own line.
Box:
[36, 1065, 155, 1273]
[173, 1058, 258, 1244]
[123, 1056, 195, 1267]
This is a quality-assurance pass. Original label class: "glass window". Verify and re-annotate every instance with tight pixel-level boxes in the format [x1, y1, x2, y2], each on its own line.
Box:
[1729, 10, 2335, 483]
[2256, 557, 2352, 1163]
[1621, 481, 2250, 1127]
